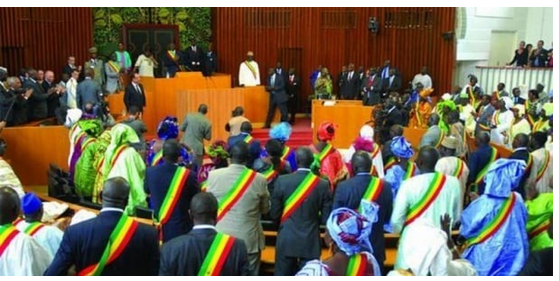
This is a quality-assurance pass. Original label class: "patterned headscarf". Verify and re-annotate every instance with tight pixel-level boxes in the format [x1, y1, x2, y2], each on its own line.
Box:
[326, 200, 379, 256]
[102, 124, 140, 176]
[484, 159, 526, 198]
[390, 136, 414, 159]
[269, 122, 292, 143]
[157, 116, 179, 140]
[318, 121, 336, 142]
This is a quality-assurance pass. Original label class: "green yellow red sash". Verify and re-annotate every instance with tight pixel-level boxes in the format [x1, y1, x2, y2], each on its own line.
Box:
[465, 194, 516, 247]
[384, 157, 396, 172]
[453, 158, 465, 178]
[150, 150, 163, 166]
[244, 61, 257, 79]
[435, 131, 445, 148]
[359, 177, 383, 213]
[217, 169, 257, 222]
[467, 86, 475, 106]
[346, 253, 368, 276]
[200, 181, 208, 192]
[109, 145, 128, 168]
[475, 147, 498, 185]
[23, 222, 46, 236]
[81, 137, 96, 150]
[107, 61, 121, 73]
[404, 173, 447, 226]
[524, 100, 535, 126]
[529, 220, 550, 240]
[524, 154, 533, 176]
[281, 172, 321, 223]
[0, 225, 20, 258]
[12, 218, 23, 227]
[370, 145, 381, 175]
[243, 134, 254, 145]
[403, 162, 416, 180]
[535, 151, 550, 183]
[78, 214, 139, 276]
[317, 143, 334, 163]
[198, 233, 236, 276]
[532, 119, 548, 133]
[156, 167, 190, 226]
[261, 165, 278, 183]
[281, 146, 293, 162]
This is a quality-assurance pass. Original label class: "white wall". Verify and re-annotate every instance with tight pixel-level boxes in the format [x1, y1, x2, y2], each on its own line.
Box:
[453, 7, 553, 89]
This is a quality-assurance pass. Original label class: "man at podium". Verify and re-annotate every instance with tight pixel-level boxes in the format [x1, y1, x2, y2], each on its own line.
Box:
[238, 51, 260, 87]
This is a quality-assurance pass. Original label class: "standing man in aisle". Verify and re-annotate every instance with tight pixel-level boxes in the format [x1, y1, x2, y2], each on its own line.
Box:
[263, 68, 289, 129]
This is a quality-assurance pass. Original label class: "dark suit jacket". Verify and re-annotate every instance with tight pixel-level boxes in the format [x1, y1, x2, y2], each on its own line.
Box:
[183, 46, 204, 70]
[475, 104, 495, 133]
[44, 210, 159, 276]
[340, 71, 360, 99]
[509, 49, 529, 67]
[286, 74, 300, 98]
[202, 51, 217, 76]
[62, 64, 78, 75]
[124, 83, 146, 111]
[227, 133, 261, 169]
[530, 48, 549, 67]
[42, 80, 59, 118]
[467, 143, 495, 194]
[512, 96, 526, 105]
[508, 148, 531, 199]
[145, 162, 199, 243]
[333, 174, 393, 263]
[270, 170, 332, 258]
[159, 228, 248, 276]
[76, 78, 102, 110]
[162, 50, 182, 76]
[385, 106, 404, 129]
[383, 75, 402, 93]
[362, 74, 382, 105]
[23, 79, 49, 120]
[266, 73, 288, 104]
[0, 87, 28, 125]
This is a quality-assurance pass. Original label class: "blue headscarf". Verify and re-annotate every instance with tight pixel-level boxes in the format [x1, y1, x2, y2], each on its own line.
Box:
[326, 200, 379, 256]
[157, 116, 179, 140]
[390, 136, 414, 159]
[269, 122, 292, 143]
[484, 159, 526, 198]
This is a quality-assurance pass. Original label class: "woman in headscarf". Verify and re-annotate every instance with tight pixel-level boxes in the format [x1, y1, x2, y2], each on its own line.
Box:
[146, 116, 179, 166]
[99, 123, 148, 215]
[509, 104, 531, 149]
[408, 84, 434, 129]
[314, 67, 333, 100]
[269, 122, 297, 170]
[524, 184, 553, 251]
[197, 140, 229, 186]
[384, 136, 417, 198]
[296, 201, 381, 276]
[343, 125, 384, 178]
[68, 116, 103, 186]
[434, 93, 457, 134]
[253, 139, 292, 195]
[91, 129, 112, 203]
[388, 216, 477, 276]
[459, 159, 529, 276]
[310, 121, 348, 190]
[73, 119, 105, 199]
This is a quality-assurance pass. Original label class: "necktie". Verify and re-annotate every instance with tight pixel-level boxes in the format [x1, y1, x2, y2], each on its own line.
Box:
[348, 72, 352, 81]
[193, 46, 196, 52]
[135, 84, 140, 93]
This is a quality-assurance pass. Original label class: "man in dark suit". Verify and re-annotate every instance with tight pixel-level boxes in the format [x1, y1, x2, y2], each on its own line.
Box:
[467, 132, 499, 195]
[145, 140, 199, 243]
[45, 177, 159, 276]
[382, 124, 404, 165]
[382, 68, 402, 96]
[380, 59, 391, 80]
[62, 56, 81, 76]
[1, 76, 31, 126]
[508, 133, 531, 199]
[163, 43, 182, 78]
[227, 121, 261, 169]
[474, 94, 495, 135]
[512, 87, 525, 105]
[286, 68, 300, 124]
[76, 68, 102, 111]
[530, 40, 548, 67]
[124, 73, 146, 114]
[23, 68, 51, 121]
[337, 65, 347, 93]
[270, 147, 332, 276]
[42, 70, 62, 118]
[183, 39, 204, 72]
[202, 42, 217, 76]
[362, 66, 382, 106]
[160, 192, 248, 275]
[333, 151, 393, 269]
[264, 68, 289, 128]
[340, 63, 360, 100]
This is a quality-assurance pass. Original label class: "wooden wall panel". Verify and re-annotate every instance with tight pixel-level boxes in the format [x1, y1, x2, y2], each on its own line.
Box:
[213, 7, 456, 112]
[0, 7, 93, 79]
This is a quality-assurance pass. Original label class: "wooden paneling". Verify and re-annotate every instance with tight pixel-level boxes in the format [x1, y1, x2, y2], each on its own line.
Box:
[3, 126, 69, 185]
[0, 7, 93, 79]
[242, 86, 280, 124]
[213, 7, 456, 112]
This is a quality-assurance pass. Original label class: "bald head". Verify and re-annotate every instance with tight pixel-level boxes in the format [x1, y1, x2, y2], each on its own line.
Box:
[0, 186, 20, 224]
[416, 146, 440, 173]
[351, 150, 373, 174]
[428, 113, 440, 127]
[296, 147, 314, 168]
[190, 192, 218, 225]
[163, 139, 182, 163]
[512, 133, 529, 149]
[230, 141, 249, 164]
[475, 131, 490, 145]
[101, 177, 130, 209]
[240, 121, 253, 134]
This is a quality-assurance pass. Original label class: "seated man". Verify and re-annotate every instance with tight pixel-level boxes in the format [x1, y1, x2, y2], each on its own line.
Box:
[159, 193, 248, 275]
[0, 139, 25, 198]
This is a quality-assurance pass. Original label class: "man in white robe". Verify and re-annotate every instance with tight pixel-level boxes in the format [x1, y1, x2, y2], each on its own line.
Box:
[238, 51, 260, 87]
[490, 97, 514, 146]
[528, 132, 553, 194]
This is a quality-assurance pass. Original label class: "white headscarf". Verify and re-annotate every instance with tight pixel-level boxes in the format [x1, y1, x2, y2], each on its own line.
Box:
[64, 108, 83, 128]
[501, 96, 513, 110]
[359, 125, 374, 142]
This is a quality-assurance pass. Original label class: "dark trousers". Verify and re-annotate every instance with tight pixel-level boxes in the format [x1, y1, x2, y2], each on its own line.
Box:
[265, 99, 288, 126]
[288, 95, 298, 122]
[274, 254, 314, 276]
[363, 91, 381, 106]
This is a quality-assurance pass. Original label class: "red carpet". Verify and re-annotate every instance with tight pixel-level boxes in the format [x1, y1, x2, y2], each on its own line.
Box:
[252, 118, 313, 148]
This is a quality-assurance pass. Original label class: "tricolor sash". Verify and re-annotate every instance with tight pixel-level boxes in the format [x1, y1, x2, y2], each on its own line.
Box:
[369, 145, 380, 175]
[403, 162, 417, 180]
[107, 61, 121, 73]
[217, 169, 257, 222]
[81, 137, 96, 150]
[465, 194, 516, 247]
[23, 222, 46, 236]
[78, 215, 139, 276]
[384, 157, 396, 172]
[492, 111, 501, 126]
[316, 143, 334, 163]
[346, 253, 369, 276]
[244, 61, 257, 79]
[281, 172, 321, 223]
[467, 86, 475, 105]
[150, 150, 163, 166]
[404, 173, 447, 226]
[535, 151, 550, 183]
[453, 158, 465, 178]
[156, 167, 190, 225]
[243, 134, 254, 145]
[524, 100, 535, 126]
[109, 145, 128, 167]
[435, 131, 445, 148]
[474, 147, 498, 185]
[200, 181, 208, 192]
[261, 165, 278, 183]
[524, 154, 533, 176]
[281, 146, 293, 162]
[198, 233, 236, 276]
[359, 177, 383, 213]
[532, 119, 548, 133]
[0, 225, 20, 258]
[529, 220, 550, 240]
[12, 218, 23, 227]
